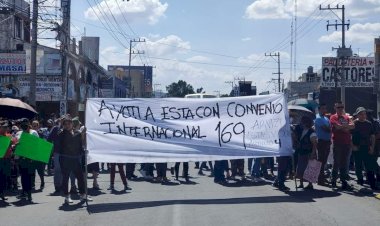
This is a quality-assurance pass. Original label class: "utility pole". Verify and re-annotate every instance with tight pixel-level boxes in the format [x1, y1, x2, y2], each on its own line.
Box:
[59, 0, 71, 116]
[29, 0, 38, 107]
[375, 38, 380, 115]
[225, 81, 234, 96]
[265, 52, 282, 92]
[320, 4, 352, 106]
[128, 38, 145, 97]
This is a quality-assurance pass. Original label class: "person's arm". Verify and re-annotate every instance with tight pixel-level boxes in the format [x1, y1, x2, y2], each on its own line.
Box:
[346, 118, 355, 130]
[56, 132, 62, 154]
[369, 134, 375, 154]
[315, 118, 331, 132]
[310, 133, 318, 159]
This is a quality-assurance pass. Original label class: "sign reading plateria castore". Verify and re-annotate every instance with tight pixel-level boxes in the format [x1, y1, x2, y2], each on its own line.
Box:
[321, 57, 375, 87]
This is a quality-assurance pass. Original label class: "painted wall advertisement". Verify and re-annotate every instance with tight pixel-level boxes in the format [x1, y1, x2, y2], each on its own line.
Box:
[321, 57, 375, 87]
[0, 53, 26, 74]
[18, 76, 62, 101]
[25, 50, 61, 75]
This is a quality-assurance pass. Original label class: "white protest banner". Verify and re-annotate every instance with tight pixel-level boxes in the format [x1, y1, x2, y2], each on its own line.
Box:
[85, 93, 293, 164]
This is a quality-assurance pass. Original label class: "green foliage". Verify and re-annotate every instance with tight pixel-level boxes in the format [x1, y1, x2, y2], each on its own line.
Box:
[166, 80, 195, 97]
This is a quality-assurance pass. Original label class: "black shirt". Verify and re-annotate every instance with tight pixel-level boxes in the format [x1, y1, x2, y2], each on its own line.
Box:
[352, 120, 374, 146]
[56, 129, 84, 156]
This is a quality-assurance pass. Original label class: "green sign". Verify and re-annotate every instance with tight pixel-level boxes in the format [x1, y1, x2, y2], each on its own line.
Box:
[14, 132, 53, 163]
[0, 136, 11, 158]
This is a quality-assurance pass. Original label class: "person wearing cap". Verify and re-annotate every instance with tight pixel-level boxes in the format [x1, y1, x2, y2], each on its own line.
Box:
[15, 118, 39, 202]
[330, 101, 355, 190]
[56, 116, 92, 204]
[351, 107, 378, 190]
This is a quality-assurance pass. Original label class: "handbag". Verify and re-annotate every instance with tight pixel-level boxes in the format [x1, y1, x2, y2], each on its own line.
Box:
[303, 159, 322, 183]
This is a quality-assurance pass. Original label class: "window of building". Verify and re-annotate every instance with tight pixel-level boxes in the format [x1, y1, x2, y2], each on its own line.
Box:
[15, 17, 22, 39]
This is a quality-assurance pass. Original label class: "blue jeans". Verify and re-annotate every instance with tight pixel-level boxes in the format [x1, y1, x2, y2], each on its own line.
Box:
[53, 153, 62, 190]
[251, 158, 262, 177]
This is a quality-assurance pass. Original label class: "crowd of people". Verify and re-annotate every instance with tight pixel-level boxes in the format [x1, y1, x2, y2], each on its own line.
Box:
[1, 101, 380, 206]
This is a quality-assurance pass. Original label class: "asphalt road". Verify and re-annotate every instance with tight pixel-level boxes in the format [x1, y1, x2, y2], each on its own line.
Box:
[1, 162, 380, 226]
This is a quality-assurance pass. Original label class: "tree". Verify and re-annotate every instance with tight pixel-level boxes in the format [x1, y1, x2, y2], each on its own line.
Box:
[166, 80, 195, 97]
[196, 87, 205, 94]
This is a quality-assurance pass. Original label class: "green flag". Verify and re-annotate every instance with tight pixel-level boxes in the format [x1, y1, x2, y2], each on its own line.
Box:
[0, 136, 11, 158]
[14, 132, 53, 163]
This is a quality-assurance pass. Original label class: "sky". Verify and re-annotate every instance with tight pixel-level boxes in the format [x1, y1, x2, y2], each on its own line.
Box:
[38, 0, 380, 95]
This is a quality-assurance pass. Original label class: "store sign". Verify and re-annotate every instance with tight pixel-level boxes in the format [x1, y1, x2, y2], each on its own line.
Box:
[18, 76, 62, 101]
[0, 53, 26, 74]
[321, 57, 375, 87]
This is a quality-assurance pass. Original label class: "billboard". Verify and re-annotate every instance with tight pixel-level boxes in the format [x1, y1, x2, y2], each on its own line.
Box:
[0, 53, 26, 74]
[321, 57, 375, 87]
[108, 65, 153, 97]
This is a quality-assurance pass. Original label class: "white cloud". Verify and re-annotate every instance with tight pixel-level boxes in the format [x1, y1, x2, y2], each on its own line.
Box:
[186, 56, 211, 63]
[84, 0, 168, 25]
[238, 51, 289, 65]
[319, 23, 380, 44]
[245, 0, 380, 20]
[245, 0, 290, 19]
[241, 37, 252, 42]
[141, 35, 191, 56]
[238, 53, 263, 65]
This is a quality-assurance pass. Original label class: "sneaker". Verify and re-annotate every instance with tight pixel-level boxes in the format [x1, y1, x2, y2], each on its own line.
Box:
[16, 193, 27, 200]
[80, 194, 93, 202]
[107, 184, 114, 190]
[124, 184, 132, 191]
[93, 183, 101, 190]
[279, 185, 290, 191]
[145, 175, 153, 180]
[27, 193, 33, 202]
[64, 196, 73, 204]
[139, 169, 147, 178]
[304, 184, 314, 190]
[0, 193, 7, 201]
[70, 186, 78, 194]
[341, 181, 353, 191]
[40, 182, 45, 190]
[198, 171, 205, 176]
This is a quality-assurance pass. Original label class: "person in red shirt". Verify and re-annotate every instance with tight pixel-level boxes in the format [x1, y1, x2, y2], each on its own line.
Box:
[329, 101, 355, 190]
[0, 120, 17, 201]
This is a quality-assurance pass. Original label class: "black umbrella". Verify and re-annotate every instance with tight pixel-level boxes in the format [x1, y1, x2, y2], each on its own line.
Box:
[0, 98, 37, 119]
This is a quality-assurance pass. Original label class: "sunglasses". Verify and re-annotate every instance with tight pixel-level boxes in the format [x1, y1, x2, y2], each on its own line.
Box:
[336, 106, 344, 109]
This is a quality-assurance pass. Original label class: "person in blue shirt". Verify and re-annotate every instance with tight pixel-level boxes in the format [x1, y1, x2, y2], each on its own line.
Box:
[314, 103, 331, 186]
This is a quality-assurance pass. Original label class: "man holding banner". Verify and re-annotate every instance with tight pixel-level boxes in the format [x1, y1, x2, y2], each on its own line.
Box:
[85, 93, 293, 176]
[56, 116, 92, 204]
